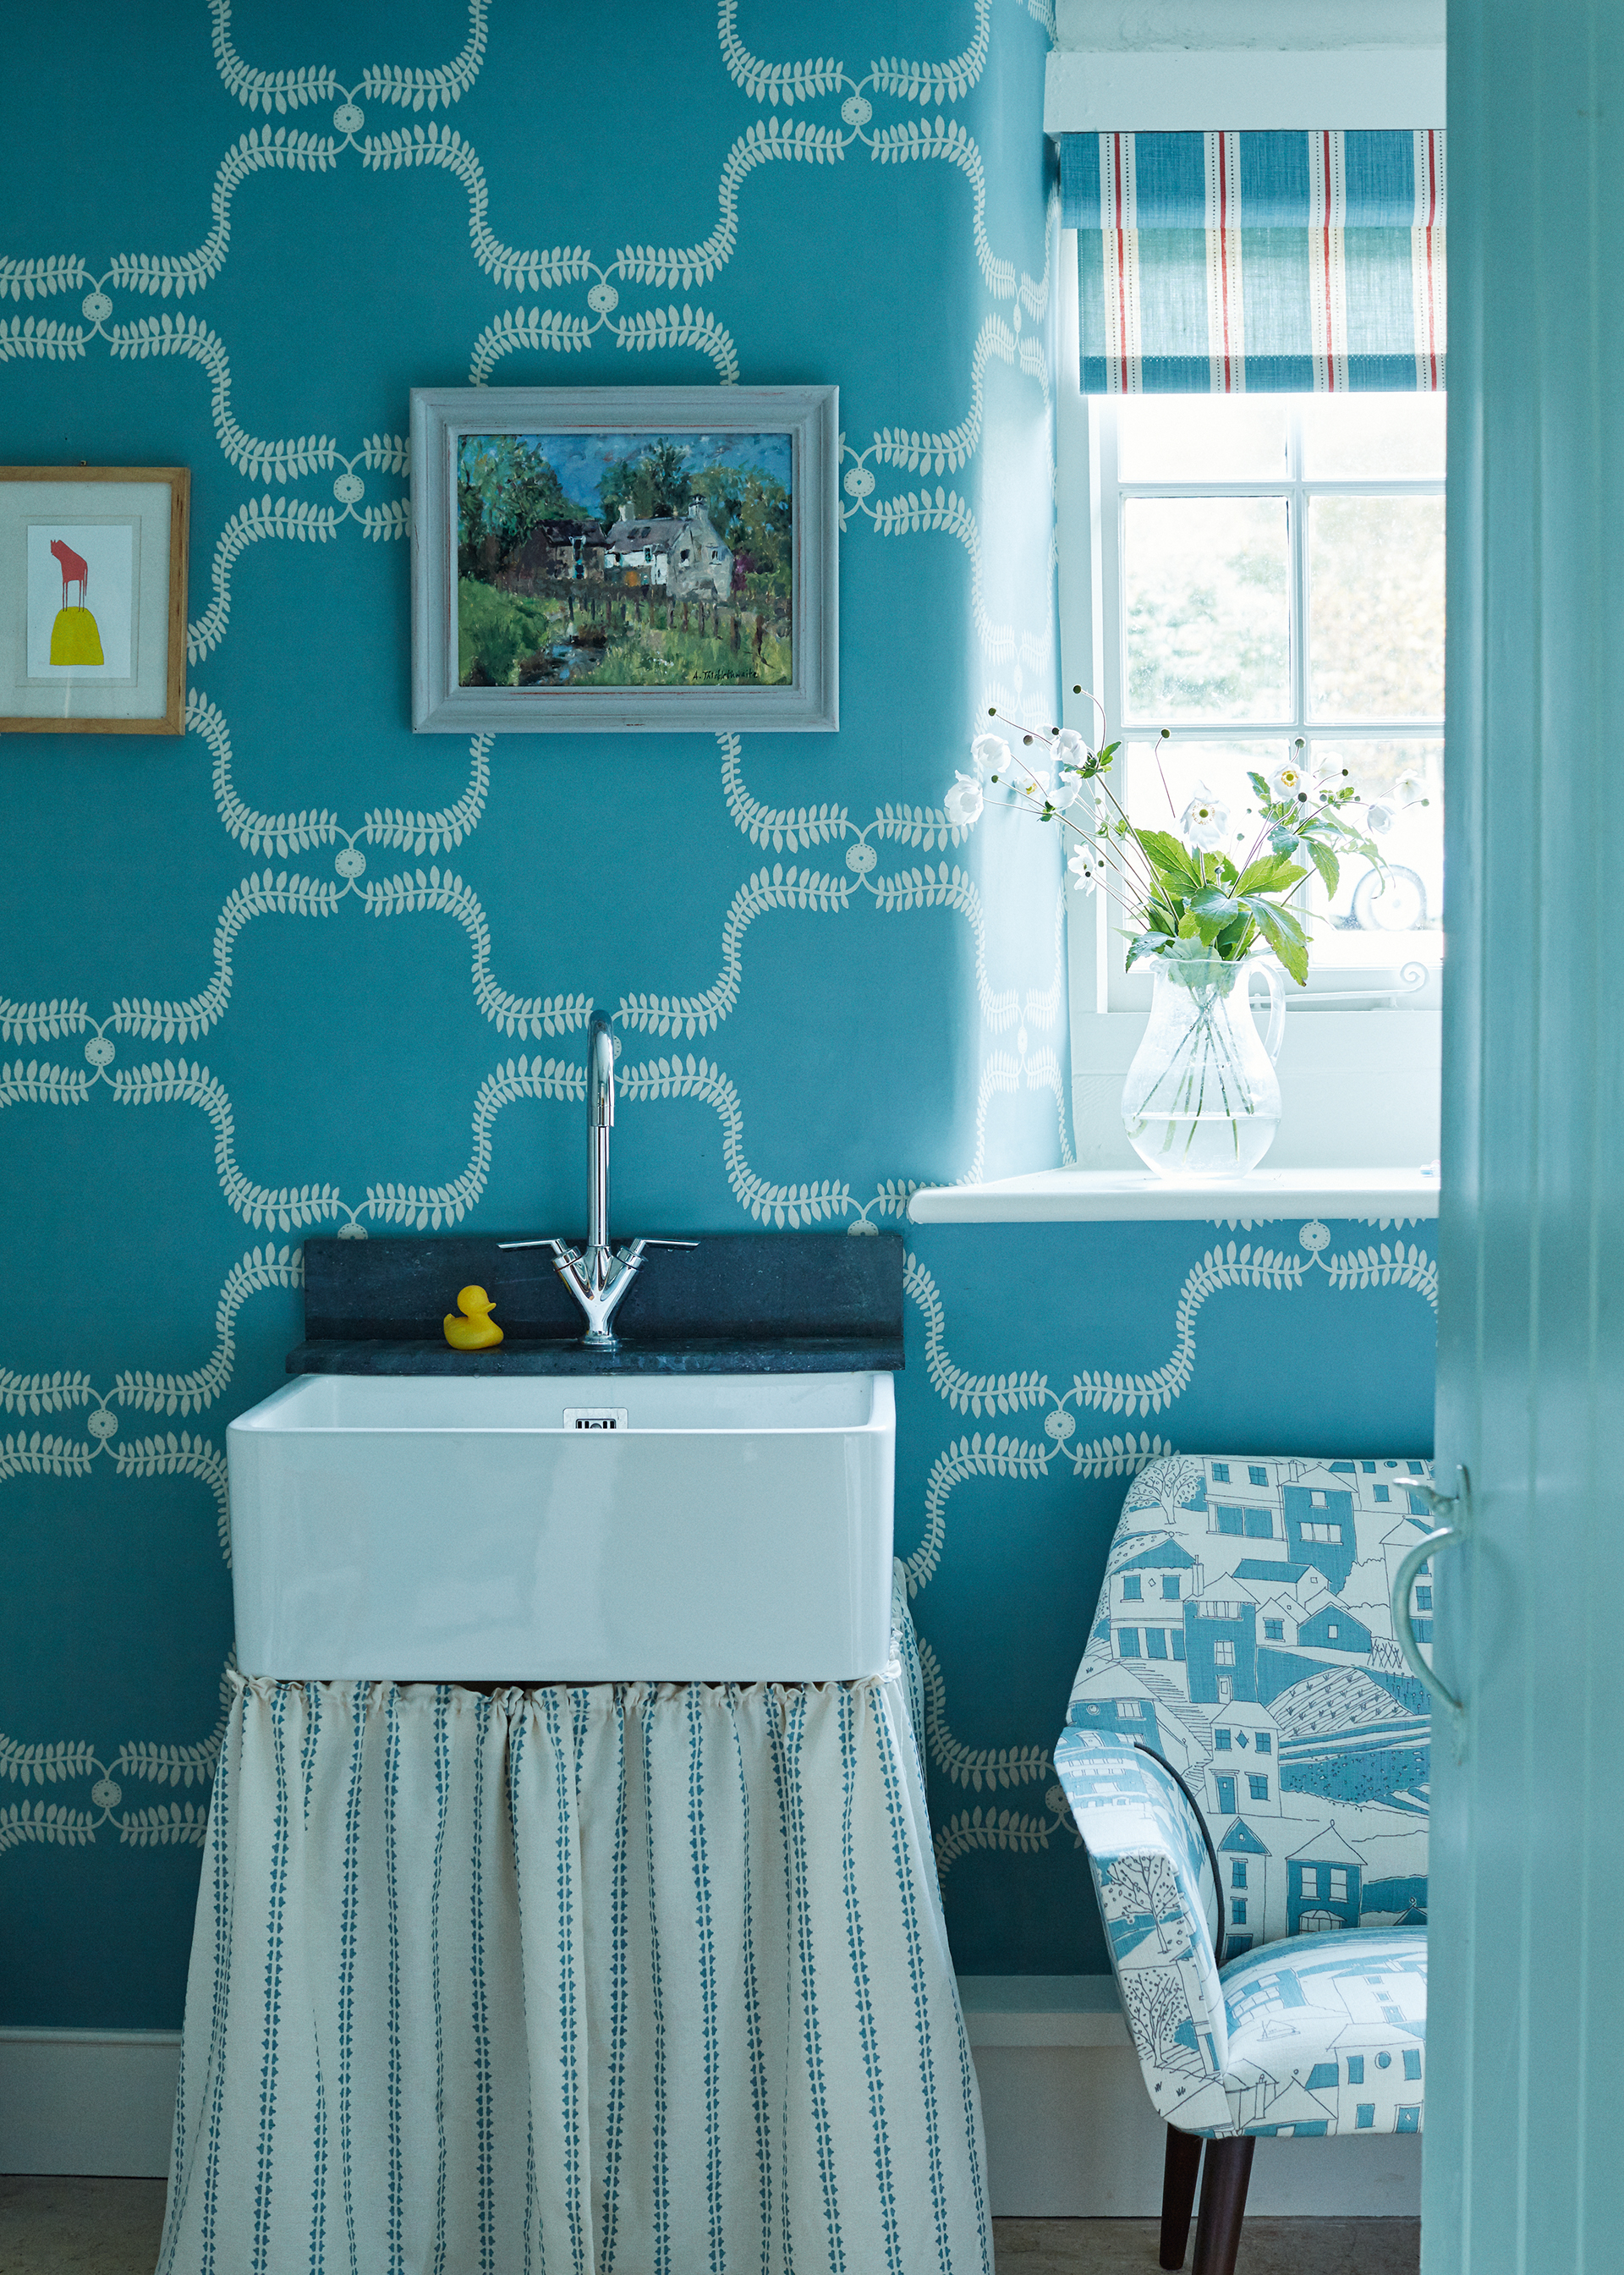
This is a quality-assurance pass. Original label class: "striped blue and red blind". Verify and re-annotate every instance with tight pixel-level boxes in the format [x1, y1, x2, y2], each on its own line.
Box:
[1061, 130, 1445, 393]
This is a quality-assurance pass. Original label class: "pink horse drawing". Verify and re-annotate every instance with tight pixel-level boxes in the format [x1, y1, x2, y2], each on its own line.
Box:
[50, 538, 89, 608]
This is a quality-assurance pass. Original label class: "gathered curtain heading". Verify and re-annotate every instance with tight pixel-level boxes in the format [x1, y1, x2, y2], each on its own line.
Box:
[1061, 129, 1446, 396]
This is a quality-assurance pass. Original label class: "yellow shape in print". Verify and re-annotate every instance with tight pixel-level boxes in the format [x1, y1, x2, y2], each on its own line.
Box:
[50, 607, 104, 666]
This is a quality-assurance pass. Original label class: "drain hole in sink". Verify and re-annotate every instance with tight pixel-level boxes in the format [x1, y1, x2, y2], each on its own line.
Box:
[564, 1405, 629, 1431]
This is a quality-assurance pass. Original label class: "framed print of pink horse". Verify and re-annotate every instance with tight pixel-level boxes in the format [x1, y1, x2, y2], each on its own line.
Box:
[0, 466, 189, 734]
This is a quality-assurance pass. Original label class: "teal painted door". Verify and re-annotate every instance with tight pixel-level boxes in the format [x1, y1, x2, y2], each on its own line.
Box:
[1429, 3, 1624, 2266]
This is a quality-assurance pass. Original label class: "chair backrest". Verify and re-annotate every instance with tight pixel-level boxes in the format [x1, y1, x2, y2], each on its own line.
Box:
[1066, 1453, 1432, 1959]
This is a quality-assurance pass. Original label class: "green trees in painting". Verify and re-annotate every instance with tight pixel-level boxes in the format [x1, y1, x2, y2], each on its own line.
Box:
[599, 439, 692, 525]
[457, 437, 594, 579]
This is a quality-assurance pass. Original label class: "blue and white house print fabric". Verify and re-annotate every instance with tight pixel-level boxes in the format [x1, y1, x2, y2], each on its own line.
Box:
[157, 1570, 990, 2275]
[1055, 1454, 1432, 2140]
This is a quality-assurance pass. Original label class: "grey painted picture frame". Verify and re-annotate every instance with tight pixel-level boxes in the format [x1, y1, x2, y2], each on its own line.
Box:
[411, 385, 837, 733]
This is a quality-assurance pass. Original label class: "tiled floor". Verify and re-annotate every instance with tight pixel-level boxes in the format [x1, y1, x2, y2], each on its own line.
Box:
[0, 2177, 1422, 2273]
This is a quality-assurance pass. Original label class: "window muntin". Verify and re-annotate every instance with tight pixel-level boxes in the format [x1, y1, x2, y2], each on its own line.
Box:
[1097, 394, 1445, 985]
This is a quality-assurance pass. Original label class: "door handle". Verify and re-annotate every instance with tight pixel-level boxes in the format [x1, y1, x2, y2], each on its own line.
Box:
[1390, 1465, 1470, 1761]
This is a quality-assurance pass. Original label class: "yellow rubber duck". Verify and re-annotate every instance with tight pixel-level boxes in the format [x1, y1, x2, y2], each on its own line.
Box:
[443, 1285, 503, 1349]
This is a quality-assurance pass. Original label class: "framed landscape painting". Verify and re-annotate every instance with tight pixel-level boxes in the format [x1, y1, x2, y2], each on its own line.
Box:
[0, 466, 189, 734]
[410, 386, 837, 732]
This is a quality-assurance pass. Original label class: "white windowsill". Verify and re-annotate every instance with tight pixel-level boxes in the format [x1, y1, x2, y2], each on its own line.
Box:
[907, 1165, 1440, 1225]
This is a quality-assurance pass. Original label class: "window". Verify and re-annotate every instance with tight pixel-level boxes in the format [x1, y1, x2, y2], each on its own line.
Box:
[1356, 2104, 1376, 2130]
[1213, 1640, 1237, 1668]
[1146, 1628, 1168, 1659]
[1211, 1463, 1231, 1483]
[1301, 1520, 1343, 1544]
[1162, 1576, 1181, 1600]
[1058, 372, 1446, 1171]
[1347, 2056, 1365, 2085]
[1231, 1860, 1248, 1888]
[1248, 1775, 1270, 1802]
[1122, 1574, 1143, 1600]
[1243, 1509, 1274, 1538]
[1116, 1629, 1141, 1657]
[1248, 1465, 1269, 1486]
[1415, 1585, 1433, 1610]
[1403, 2049, 1423, 2080]
[1215, 1728, 1232, 1750]
[1217, 1505, 1243, 1535]
[1254, 1733, 1271, 1755]
[1374, 1483, 1391, 1502]
[1264, 1618, 1285, 1640]
[1231, 1899, 1248, 1925]
[1329, 1868, 1349, 1902]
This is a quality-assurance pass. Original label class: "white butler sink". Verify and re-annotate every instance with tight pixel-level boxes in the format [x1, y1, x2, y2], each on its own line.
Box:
[228, 1371, 895, 1683]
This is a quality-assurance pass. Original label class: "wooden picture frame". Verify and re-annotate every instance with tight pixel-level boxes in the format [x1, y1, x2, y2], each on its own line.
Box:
[0, 466, 189, 735]
[411, 387, 837, 733]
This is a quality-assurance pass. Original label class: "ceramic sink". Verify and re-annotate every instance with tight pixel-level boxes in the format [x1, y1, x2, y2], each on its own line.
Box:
[228, 1369, 895, 1683]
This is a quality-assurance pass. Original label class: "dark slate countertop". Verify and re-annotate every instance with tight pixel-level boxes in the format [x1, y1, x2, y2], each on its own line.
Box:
[288, 1230, 906, 1376]
[288, 1335, 903, 1377]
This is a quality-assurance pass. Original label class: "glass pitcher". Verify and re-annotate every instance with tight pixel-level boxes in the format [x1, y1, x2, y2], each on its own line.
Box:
[1121, 950, 1287, 1179]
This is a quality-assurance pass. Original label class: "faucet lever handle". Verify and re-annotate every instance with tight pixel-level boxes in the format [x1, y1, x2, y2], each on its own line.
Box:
[636, 1239, 700, 1248]
[496, 1238, 569, 1253]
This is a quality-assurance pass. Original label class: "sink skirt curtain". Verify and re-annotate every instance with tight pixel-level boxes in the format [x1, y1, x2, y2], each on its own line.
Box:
[156, 1599, 990, 2274]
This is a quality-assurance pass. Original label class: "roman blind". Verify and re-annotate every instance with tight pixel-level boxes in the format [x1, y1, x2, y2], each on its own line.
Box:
[1061, 130, 1446, 393]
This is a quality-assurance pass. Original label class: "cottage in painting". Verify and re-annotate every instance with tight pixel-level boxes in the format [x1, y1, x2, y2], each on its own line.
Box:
[602, 497, 733, 598]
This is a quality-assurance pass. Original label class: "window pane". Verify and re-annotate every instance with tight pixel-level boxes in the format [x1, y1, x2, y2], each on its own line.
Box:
[1309, 739, 1443, 953]
[1125, 498, 1291, 721]
[1116, 396, 1289, 481]
[1309, 496, 1445, 720]
[1300, 393, 1446, 479]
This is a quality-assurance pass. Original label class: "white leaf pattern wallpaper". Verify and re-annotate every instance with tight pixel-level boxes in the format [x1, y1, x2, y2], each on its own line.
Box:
[0, 0, 1435, 2024]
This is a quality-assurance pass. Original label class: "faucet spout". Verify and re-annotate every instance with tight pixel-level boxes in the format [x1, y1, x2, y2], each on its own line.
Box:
[497, 1006, 696, 1347]
[586, 1012, 615, 1262]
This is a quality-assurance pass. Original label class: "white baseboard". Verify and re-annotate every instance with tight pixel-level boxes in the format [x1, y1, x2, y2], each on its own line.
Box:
[0, 2028, 181, 2178]
[2, 1985, 1422, 2217]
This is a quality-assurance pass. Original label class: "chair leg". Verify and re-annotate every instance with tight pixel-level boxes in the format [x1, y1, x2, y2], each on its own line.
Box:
[1190, 2135, 1255, 2275]
[1159, 2125, 1204, 2268]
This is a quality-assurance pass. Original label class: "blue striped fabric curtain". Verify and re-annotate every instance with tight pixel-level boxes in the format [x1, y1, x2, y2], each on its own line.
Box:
[1061, 130, 1446, 393]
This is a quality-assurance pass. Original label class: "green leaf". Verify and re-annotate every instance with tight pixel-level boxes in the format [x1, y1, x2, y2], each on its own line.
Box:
[1306, 839, 1341, 898]
[1247, 771, 1271, 801]
[1188, 886, 1244, 926]
[1236, 854, 1307, 896]
[1134, 827, 1197, 883]
[1253, 905, 1309, 986]
[1268, 826, 1301, 860]
[1125, 931, 1165, 970]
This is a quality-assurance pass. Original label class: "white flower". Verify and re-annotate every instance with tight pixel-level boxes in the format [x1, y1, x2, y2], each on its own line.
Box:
[1067, 846, 1100, 895]
[1366, 800, 1395, 835]
[1180, 791, 1230, 852]
[1049, 772, 1081, 811]
[1270, 761, 1312, 805]
[970, 731, 1007, 777]
[945, 772, 985, 828]
[1051, 728, 1087, 767]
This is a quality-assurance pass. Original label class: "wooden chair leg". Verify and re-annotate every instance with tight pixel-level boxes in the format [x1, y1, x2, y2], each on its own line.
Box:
[1159, 2125, 1204, 2268]
[1191, 2135, 1255, 2275]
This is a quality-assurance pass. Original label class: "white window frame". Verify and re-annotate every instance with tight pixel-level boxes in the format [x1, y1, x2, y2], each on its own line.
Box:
[1056, 235, 1441, 1173]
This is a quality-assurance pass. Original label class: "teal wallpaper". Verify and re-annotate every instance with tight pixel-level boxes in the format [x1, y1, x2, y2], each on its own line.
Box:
[0, 0, 1435, 2026]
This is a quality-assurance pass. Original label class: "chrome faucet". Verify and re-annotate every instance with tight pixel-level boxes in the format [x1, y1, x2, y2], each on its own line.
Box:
[499, 1010, 694, 1347]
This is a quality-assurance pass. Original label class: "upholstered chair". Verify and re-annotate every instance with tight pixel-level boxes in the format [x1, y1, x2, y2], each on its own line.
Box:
[1055, 1453, 1433, 2275]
